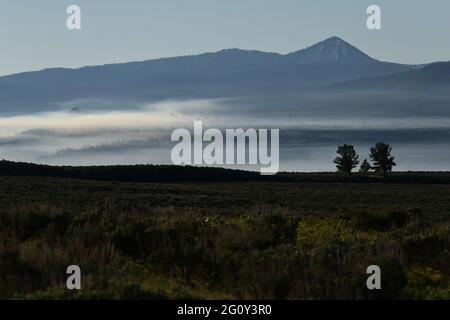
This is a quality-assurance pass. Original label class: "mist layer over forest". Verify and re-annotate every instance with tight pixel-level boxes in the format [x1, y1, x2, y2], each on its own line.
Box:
[1, 98, 450, 171]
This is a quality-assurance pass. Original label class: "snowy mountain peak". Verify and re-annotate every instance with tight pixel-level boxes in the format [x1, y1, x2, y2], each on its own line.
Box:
[288, 36, 376, 64]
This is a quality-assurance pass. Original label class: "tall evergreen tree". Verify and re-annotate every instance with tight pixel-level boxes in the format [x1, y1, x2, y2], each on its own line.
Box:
[333, 144, 359, 174]
[369, 142, 396, 176]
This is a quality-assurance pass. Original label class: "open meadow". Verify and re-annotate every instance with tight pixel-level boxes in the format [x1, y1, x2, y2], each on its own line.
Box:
[0, 164, 448, 299]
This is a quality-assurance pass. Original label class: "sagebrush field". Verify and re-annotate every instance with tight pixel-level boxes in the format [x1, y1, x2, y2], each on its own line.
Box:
[0, 164, 449, 299]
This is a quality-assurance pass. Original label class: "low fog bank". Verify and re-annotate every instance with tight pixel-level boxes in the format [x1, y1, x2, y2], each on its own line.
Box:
[1, 98, 450, 171]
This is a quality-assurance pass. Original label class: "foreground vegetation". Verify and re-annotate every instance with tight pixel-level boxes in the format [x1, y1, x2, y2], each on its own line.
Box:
[0, 169, 449, 299]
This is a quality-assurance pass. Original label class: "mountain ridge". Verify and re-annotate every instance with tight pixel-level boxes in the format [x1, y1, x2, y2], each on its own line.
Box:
[327, 60, 450, 92]
[1, 37, 407, 78]
[0, 37, 426, 115]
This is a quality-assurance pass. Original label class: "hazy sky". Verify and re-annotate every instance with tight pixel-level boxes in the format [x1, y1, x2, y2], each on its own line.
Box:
[1, 0, 449, 76]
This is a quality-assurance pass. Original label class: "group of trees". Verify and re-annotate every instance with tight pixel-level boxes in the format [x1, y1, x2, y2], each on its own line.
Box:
[333, 142, 396, 176]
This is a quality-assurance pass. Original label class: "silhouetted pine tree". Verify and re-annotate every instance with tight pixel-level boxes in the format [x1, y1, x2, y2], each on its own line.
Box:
[370, 143, 396, 176]
[333, 144, 359, 175]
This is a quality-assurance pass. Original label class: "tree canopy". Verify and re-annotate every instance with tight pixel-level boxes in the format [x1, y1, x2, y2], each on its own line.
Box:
[370, 142, 396, 176]
[333, 144, 359, 174]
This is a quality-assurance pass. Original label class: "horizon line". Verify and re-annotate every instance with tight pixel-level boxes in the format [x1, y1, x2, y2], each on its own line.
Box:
[1, 36, 437, 78]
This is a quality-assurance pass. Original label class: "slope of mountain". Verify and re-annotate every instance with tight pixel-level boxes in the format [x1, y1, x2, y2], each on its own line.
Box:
[285, 61, 450, 119]
[329, 61, 450, 92]
[0, 37, 413, 115]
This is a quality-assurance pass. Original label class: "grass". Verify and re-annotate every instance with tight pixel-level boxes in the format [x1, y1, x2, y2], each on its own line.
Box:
[0, 172, 449, 300]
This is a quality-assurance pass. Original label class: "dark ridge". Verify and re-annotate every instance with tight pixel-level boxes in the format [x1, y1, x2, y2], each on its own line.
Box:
[0, 160, 287, 183]
[2, 160, 450, 184]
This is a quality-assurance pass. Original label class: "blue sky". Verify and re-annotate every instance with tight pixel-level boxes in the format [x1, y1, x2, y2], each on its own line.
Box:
[1, 0, 449, 75]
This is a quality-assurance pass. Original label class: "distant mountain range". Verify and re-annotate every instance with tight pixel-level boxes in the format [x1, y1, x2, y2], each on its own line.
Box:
[0, 36, 448, 115]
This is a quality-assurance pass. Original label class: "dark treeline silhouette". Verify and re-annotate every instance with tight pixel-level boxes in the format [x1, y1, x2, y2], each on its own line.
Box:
[2, 160, 450, 184]
[0, 160, 283, 183]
